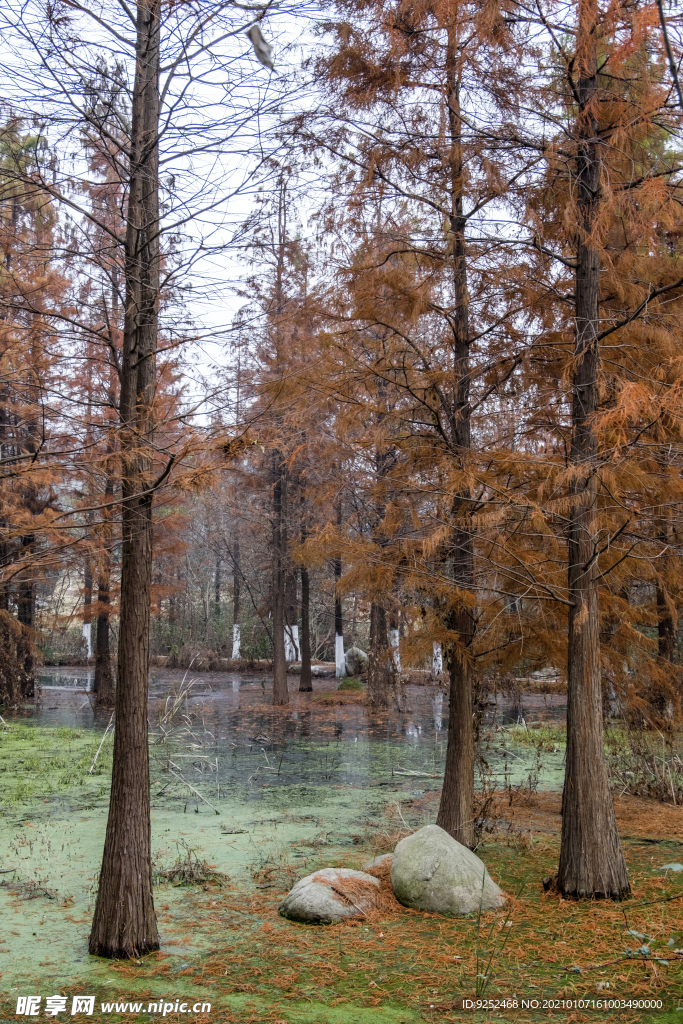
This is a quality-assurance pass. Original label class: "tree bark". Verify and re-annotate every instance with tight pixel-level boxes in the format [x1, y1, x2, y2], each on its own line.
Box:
[16, 534, 36, 696]
[435, 30, 475, 850]
[557, 0, 630, 900]
[83, 554, 93, 659]
[285, 563, 299, 661]
[231, 536, 241, 658]
[89, 0, 161, 957]
[94, 472, 115, 706]
[299, 562, 312, 691]
[367, 601, 391, 706]
[334, 497, 345, 678]
[658, 587, 676, 663]
[657, 529, 676, 667]
[271, 453, 289, 704]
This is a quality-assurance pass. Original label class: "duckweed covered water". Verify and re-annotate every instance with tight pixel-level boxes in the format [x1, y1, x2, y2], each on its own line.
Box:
[0, 671, 567, 1013]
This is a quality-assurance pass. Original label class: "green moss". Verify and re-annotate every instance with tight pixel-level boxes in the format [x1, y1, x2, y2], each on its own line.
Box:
[338, 677, 365, 691]
[0, 722, 113, 810]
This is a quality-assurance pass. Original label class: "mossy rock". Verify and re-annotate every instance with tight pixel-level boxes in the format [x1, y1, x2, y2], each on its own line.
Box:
[391, 824, 506, 915]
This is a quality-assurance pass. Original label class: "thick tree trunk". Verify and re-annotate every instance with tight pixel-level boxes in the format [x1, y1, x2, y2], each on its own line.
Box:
[435, 40, 475, 849]
[557, 0, 629, 900]
[89, 0, 161, 957]
[437, 603, 474, 847]
[271, 454, 289, 704]
[367, 601, 391, 706]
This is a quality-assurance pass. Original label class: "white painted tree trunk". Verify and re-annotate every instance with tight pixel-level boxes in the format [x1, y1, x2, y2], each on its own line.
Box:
[232, 623, 241, 660]
[284, 624, 299, 662]
[82, 622, 92, 658]
[390, 628, 401, 672]
[335, 633, 346, 678]
[432, 642, 443, 676]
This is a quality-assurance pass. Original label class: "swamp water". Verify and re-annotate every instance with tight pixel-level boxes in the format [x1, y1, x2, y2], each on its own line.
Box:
[0, 671, 566, 1014]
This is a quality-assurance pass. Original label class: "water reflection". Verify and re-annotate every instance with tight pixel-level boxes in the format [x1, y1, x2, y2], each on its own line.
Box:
[39, 669, 94, 691]
[405, 722, 419, 744]
[432, 692, 443, 731]
[27, 668, 567, 796]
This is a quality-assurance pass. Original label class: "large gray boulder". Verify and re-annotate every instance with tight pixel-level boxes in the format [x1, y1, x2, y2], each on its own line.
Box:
[345, 647, 369, 675]
[278, 868, 380, 924]
[391, 824, 505, 916]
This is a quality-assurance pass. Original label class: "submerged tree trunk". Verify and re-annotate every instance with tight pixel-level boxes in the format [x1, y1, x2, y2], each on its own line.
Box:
[435, 42, 475, 850]
[89, 0, 161, 957]
[271, 453, 289, 705]
[557, 0, 630, 900]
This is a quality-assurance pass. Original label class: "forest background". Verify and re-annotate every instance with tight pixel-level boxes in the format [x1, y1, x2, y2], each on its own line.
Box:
[0, 0, 683, 960]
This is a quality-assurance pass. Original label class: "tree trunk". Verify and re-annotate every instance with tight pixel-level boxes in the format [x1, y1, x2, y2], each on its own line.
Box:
[94, 470, 115, 707]
[231, 536, 241, 658]
[285, 564, 299, 661]
[557, 0, 630, 900]
[334, 498, 345, 678]
[367, 601, 391, 706]
[16, 534, 36, 696]
[658, 588, 676, 663]
[299, 562, 312, 691]
[94, 581, 115, 706]
[214, 557, 221, 619]
[435, 35, 475, 849]
[271, 453, 289, 704]
[83, 555, 93, 660]
[89, 0, 161, 957]
[436, 604, 474, 847]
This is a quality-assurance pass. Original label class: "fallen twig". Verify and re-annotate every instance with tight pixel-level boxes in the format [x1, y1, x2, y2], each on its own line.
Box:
[88, 713, 114, 774]
[169, 769, 220, 814]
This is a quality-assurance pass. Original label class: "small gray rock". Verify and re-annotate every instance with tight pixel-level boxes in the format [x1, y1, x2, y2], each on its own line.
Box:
[391, 824, 505, 916]
[362, 853, 393, 872]
[278, 867, 380, 924]
[345, 647, 369, 675]
[287, 663, 335, 676]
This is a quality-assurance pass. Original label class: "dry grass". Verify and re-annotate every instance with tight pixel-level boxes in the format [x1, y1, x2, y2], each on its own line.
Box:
[98, 797, 683, 1024]
[312, 691, 367, 706]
